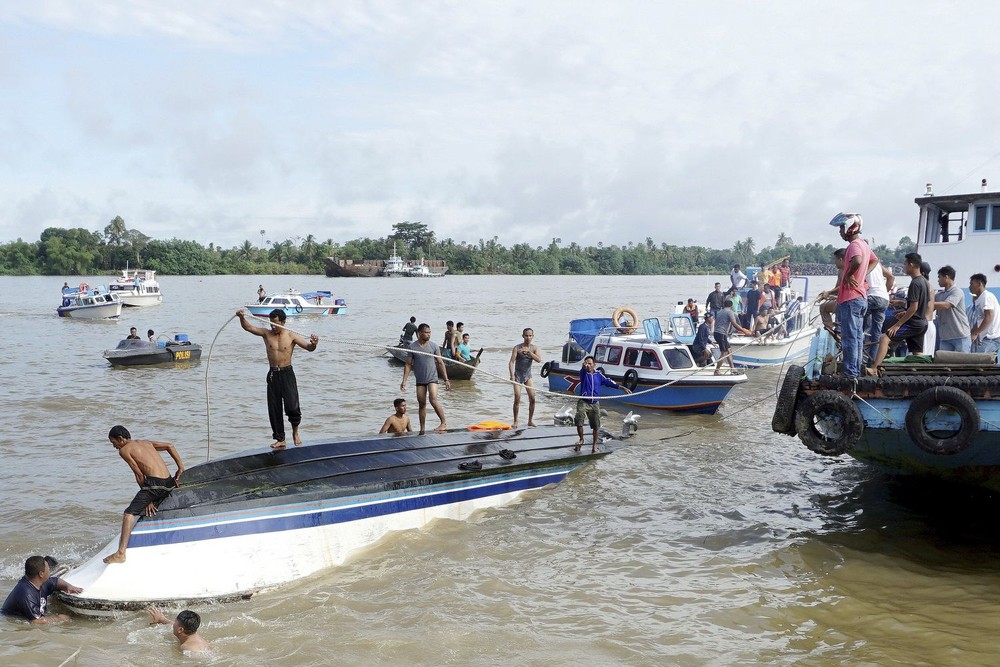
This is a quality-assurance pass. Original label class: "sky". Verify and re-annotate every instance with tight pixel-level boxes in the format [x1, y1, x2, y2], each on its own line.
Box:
[2, 1, 999, 253]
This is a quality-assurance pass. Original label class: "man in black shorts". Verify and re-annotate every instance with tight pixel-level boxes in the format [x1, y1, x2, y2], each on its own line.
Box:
[867, 252, 929, 374]
[713, 299, 754, 373]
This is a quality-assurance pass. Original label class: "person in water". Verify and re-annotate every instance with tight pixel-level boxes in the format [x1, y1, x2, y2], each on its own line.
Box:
[400, 323, 450, 434]
[103, 425, 184, 565]
[148, 606, 210, 654]
[400, 316, 418, 345]
[379, 398, 412, 434]
[509, 327, 542, 428]
[237, 308, 319, 448]
[575, 355, 630, 453]
[1, 555, 82, 623]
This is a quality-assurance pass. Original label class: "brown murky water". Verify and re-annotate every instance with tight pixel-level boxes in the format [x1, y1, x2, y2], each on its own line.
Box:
[3, 273, 999, 666]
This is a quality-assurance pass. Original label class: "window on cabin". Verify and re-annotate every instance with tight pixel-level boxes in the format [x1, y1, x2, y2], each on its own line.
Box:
[595, 345, 622, 365]
[664, 348, 694, 369]
[993, 204, 1000, 231]
[975, 205, 988, 232]
[673, 317, 696, 338]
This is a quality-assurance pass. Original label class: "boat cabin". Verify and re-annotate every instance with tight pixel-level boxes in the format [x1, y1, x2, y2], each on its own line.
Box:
[559, 316, 699, 372]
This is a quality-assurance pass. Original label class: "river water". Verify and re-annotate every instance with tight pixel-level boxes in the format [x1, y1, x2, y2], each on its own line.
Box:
[2, 273, 1000, 666]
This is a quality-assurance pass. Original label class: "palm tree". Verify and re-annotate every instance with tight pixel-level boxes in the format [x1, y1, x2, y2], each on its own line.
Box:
[237, 240, 255, 262]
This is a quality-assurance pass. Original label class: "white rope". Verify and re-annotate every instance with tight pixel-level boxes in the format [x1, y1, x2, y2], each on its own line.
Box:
[57, 647, 82, 667]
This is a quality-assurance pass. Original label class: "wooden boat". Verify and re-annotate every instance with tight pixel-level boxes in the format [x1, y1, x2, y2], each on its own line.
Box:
[57, 284, 122, 320]
[386, 344, 483, 381]
[56, 420, 638, 615]
[108, 269, 163, 307]
[544, 311, 747, 414]
[103, 336, 202, 367]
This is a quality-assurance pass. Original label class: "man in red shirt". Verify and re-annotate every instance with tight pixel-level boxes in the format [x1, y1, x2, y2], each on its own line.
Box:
[830, 213, 879, 378]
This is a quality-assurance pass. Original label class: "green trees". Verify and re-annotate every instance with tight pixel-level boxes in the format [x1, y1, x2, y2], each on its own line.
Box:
[0, 222, 917, 276]
[38, 228, 102, 275]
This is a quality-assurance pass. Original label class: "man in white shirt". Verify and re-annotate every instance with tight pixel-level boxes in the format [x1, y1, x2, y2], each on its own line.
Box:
[968, 273, 1000, 355]
[864, 258, 894, 364]
[730, 264, 747, 291]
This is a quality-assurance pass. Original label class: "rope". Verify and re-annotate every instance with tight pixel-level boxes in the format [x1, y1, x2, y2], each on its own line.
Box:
[57, 648, 82, 667]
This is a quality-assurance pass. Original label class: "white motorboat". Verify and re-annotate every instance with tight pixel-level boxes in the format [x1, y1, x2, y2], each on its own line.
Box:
[57, 284, 122, 319]
[108, 269, 163, 307]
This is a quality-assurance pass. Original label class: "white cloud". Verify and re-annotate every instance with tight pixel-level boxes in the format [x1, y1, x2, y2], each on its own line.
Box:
[2, 1, 1000, 253]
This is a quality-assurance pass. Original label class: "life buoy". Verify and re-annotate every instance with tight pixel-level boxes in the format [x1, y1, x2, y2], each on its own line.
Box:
[623, 369, 639, 391]
[771, 365, 805, 436]
[904, 386, 979, 455]
[294, 304, 304, 313]
[540, 361, 551, 378]
[612, 306, 639, 335]
[794, 390, 864, 456]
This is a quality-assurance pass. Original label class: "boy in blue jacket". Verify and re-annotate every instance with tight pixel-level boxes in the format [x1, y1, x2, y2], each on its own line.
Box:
[575, 355, 631, 452]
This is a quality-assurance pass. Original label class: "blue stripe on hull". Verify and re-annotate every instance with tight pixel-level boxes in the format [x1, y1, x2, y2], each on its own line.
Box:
[129, 468, 572, 549]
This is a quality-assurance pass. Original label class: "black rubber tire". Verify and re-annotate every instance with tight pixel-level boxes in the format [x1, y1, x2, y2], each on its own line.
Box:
[295, 305, 304, 313]
[794, 390, 864, 456]
[623, 369, 639, 391]
[772, 365, 805, 436]
[904, 386, 979, 455]
[540, 362, 551, 378]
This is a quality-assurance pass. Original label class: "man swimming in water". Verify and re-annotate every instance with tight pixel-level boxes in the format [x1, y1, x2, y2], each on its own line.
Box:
[379, 398, 412, 434]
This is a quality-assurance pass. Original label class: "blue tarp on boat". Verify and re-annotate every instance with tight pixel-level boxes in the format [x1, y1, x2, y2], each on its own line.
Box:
[569, 318, 614, 354]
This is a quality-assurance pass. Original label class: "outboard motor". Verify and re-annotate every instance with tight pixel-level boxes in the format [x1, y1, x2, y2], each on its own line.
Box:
[620, 411, 640, 438]
[553, 405, 575, 426]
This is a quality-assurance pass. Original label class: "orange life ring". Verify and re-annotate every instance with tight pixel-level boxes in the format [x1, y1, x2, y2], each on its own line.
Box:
[78, 282, 89, 293]
[612, 306, 638, 334]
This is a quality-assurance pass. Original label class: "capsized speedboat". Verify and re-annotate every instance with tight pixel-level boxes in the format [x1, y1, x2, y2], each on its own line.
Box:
[245, 289, 347, 317]
[57, 419, 638, 615]
[543, 310, 747, 414]
[103, 335, 202, 367]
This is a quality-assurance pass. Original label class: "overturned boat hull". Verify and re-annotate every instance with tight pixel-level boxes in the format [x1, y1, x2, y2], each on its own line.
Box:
[58, 426, 626, 615]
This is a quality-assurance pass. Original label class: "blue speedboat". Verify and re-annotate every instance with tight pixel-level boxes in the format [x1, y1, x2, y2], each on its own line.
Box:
[57, 420, 637, 615]
[542, 312, 747, 414]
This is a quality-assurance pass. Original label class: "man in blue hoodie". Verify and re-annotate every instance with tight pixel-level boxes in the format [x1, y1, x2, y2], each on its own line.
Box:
[574, 355, 631, 453]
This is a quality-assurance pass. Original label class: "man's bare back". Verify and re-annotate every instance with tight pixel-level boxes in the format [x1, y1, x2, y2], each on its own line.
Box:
[379, 414, 411, 434]
[118, 439, 172, 483]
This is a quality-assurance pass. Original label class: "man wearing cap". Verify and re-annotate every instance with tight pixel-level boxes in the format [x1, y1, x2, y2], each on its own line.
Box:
[830, 213, 879, 378]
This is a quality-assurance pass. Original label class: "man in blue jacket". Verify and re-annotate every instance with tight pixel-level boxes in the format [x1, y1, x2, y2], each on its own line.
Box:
[574, 356, 631, 453]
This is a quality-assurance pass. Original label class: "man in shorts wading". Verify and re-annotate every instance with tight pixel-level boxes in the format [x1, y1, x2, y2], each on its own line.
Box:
[400, 323, 451, 433]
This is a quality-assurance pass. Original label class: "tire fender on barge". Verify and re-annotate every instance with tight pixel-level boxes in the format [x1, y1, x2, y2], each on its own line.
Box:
[793, 390, 864, 456]
[904, 386, 980, 455]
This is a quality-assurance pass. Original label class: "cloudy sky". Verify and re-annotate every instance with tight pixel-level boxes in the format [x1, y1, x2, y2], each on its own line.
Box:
[1, 1, 998, 253]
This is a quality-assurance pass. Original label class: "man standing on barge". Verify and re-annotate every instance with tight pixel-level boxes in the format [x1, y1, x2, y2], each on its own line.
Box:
[830, 213, 878, 378]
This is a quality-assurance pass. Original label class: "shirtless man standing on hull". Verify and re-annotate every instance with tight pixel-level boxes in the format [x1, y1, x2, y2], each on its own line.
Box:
[237, 308, 319, 449]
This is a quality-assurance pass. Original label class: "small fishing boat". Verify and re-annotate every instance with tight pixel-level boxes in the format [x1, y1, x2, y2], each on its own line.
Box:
[245, 289, 347, 317]
[57, 284, 122, 319]
[108, 269, 163, 307]
[56, 419, 638, 615]
[724, 325, 817, 368]
[385, 344, 483, 381]
[543, 309, 748, 414]
[103, 335, 202, 367]
[772, 329, 1000, 490]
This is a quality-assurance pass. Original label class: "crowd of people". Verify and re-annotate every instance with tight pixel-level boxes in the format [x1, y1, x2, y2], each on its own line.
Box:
[816, 212, 991, 378]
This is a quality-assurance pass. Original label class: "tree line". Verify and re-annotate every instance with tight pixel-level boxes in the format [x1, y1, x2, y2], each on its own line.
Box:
[0, 218, 916, 276]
